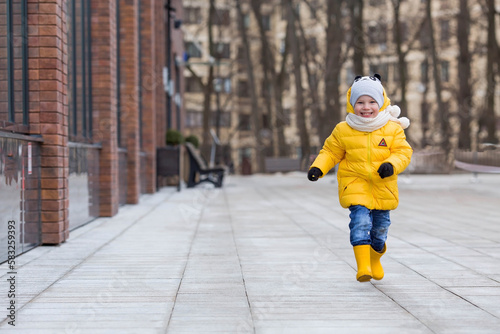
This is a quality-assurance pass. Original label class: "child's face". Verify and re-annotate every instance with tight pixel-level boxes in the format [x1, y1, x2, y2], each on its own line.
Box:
[353, 95, 380, 118]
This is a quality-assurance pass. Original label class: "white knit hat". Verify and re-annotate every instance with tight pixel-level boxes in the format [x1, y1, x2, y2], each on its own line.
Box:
[349, 75, 384, 108]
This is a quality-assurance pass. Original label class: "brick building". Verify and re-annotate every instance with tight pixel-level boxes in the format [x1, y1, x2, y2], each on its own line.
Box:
[0, 0, 185, 260]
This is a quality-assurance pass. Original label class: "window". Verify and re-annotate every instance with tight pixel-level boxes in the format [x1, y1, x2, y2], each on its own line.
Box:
[367, 22, 387, 46]
[243, 14, 250, 29]
[262, 114, 270, 129]
[441, 60, 449, 82]
[223, 78, 232, 93]
[186, 76, 204, 93]
[261, 80, 271, 98]
[261, 15, 271, 31]
[239, 114, 251, 131]
[0, 0, 29, 131]
[440, 19, 450, 42]
[419, 21, 431, 48]
[213, 42, 230, 59]
[420, 60, 429, 83]
[237, 46, 245, 61]
[393, 22, 408, 43]
[184, 7, 202, 24]
[211, 111, 231, 128]
[238, 80, 249, 97]
[185, 110, 203, 128]
[280, 39, 286, 54]
[214, 9, 230, 26]
[214, 77, 231, 93]
[68, 0, 93, 141]
[185, 41, 202, 58]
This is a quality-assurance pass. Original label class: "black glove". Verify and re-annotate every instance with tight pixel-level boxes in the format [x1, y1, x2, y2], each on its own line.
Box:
[308, 167, 323, 181]
[377, 163, 394, 179]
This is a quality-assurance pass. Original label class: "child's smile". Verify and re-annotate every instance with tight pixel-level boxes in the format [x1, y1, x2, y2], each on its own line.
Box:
[354, 95, 380, 118]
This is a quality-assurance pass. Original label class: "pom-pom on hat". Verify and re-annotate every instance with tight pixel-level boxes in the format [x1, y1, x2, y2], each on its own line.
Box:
[349, 74, 385, 108]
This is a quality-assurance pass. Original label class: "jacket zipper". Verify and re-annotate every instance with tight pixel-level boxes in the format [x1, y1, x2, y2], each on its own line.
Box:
[367, 133, 374, 208]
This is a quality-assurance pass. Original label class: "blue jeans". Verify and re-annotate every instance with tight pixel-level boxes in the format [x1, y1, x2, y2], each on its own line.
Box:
[348, 205, 391, 252]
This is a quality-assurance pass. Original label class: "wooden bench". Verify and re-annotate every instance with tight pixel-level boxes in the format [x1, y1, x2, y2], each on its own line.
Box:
[264, 157, 301, 173]
[185, 142, 225, 188]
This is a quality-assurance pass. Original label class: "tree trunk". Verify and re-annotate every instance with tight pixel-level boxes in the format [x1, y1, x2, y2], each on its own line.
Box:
[235, 0, 264, 172]
[484, 0, 498, 144]
[201, 0, 216, 159]
[426, 0, 451, 166]
[392, 0, 408, 118]
[286, 0, 310, 169]
[322, 0, 344, 143]
[294, 9, 323, 150]
[275, 35, 290, 157]
[421, 58, 430, 148]
[251, 0, 278, 157]
[350, 0, 365, 75]
[457, 0, 472, 149]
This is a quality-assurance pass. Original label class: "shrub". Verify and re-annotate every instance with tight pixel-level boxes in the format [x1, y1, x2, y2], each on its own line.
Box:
[165, 129, 184, 146]
[185, 135, 200, 148]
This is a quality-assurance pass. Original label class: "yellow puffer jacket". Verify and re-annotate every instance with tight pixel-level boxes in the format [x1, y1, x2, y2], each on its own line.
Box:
[312, 121, 412, 210]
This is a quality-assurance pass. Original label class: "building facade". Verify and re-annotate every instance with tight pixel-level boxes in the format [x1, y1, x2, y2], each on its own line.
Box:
[0, 0, 185, 260]
[182, 0, 500, 173]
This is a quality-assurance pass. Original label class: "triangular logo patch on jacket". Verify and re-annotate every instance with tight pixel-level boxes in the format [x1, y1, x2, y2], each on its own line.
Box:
[378, 138, 387, 147]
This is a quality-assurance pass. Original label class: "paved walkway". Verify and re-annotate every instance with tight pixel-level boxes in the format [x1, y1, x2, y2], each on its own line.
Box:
[1, 173, 500, 333]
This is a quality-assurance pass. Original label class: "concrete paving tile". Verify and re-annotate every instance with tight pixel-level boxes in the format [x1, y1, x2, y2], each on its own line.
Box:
[253, 319, 431, 331]
[1, 174, 500, 333]
[1, 320, 166, 329]
[445, 286, 500, 296]
[20, 301, 172, 311]
[256, 327, 431, 334]
[0, 330, 164, 334]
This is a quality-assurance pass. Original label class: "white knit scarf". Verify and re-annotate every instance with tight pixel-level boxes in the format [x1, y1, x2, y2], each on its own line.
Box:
[346, 105, 410, 132]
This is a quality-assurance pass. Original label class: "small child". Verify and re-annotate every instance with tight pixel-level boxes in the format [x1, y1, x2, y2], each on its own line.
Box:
[308, 74, 412, 282]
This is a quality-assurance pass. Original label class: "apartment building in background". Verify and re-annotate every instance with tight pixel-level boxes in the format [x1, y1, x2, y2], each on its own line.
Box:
[0, 0, 185, 260]
[182, 0, 500, 173]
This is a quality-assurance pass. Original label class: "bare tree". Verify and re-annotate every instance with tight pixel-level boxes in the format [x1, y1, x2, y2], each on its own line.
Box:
[483, 0, 499, 144]
[195, 0, 216, 158]
[457, 0, 472, 149]
[322, 0, 345, 143]
[293, 5, 324, 145]
[250, 0, 288, 157]
[426, 0, 451, 163]
[235, 0, 265, 172]
[420, 57, 431, 148]
[286, 0, 310, 169]
[391, 0, 408, 117]
[350, 0, 365, 75]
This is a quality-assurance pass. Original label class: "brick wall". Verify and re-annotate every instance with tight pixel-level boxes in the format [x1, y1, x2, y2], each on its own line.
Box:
[19, 0, 177, 244]
[91, 0, 119, 216]
[119, 0, 140, 204]
[140, 0, 156, 194]
[29, 0, 70, 244]
[155, 0, 166, 148]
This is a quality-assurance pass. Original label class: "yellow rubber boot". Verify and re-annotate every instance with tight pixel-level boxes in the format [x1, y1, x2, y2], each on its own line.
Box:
[353, 245, 372, 282]
[370, 244, 387, 280]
